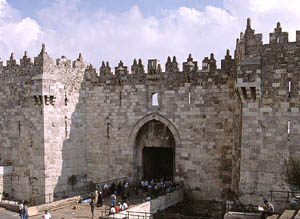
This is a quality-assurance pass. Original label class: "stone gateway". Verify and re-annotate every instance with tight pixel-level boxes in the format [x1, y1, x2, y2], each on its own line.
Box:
[0, 19, 298, 205]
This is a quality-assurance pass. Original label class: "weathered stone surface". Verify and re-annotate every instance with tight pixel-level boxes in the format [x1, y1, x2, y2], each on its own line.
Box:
[0, 19, 299, 206]
[224, 212, 261, 219]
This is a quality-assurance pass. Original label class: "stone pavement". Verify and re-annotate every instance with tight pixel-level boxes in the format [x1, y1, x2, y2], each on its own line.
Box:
[0, 207, 19, 219]
[0, 194, 145, 219]
[30, 203, 107, 219]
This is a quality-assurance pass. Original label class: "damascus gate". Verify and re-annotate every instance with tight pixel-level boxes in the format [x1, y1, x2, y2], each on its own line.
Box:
[1, 18, 300, 206]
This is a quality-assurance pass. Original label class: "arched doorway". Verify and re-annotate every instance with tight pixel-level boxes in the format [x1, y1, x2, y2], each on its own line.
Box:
[135, 119, 176, 180]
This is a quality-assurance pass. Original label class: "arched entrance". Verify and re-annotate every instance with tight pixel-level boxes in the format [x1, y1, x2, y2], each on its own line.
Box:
[129, 113, 180, 181]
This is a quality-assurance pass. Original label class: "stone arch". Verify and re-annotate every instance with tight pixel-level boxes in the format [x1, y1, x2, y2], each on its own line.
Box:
[129, 113, 181, 180]
[129, 113, 181, 148]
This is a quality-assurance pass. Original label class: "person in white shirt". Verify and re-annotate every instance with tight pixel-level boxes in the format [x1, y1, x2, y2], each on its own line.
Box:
[110, 204, 116, 214]
[118, 202, 123, 211]
[18, 201, 24, 218]
[122, 201, 128, 210]
[260, 200, 274, 219]
[42, 210, 51, 219]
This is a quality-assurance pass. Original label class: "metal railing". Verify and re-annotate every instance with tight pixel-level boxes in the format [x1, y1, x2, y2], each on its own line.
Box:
[98, 209, 213, 219]
[1, 176, 128, 206]
[269, 190, 300, 203]
[226, 201, 259, 214]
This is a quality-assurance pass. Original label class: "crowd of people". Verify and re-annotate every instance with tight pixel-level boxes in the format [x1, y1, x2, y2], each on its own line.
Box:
[17, 177, 180, 218]
[95, 177, 181, 215]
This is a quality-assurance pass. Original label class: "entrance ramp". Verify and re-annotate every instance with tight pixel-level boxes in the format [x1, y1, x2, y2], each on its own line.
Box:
[108, 188, 183, 218]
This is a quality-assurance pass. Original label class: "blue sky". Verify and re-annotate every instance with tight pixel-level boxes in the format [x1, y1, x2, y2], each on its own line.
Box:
[1, 0, 300, 68]
[8, 0, 224, 18]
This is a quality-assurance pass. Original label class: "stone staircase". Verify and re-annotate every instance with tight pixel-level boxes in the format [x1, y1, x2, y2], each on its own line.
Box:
[266, 209, 298, 219]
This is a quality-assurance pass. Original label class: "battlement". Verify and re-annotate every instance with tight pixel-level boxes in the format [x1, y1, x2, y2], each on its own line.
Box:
[235, 18, 300, 61]
[0, 44, 88, 72]
[2, 18, 300, 93]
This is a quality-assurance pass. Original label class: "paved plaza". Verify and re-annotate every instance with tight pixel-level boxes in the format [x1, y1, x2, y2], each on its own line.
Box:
[0, 194, 145, 219]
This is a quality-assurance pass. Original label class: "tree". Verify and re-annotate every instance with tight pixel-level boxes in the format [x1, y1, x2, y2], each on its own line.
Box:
[283, 155, 300, 190]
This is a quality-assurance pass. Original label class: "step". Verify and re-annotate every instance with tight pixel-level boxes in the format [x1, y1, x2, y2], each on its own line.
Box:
[267, 215, 279, 219]
[294, 210, 300, 219]
[279, 210, 296, 219]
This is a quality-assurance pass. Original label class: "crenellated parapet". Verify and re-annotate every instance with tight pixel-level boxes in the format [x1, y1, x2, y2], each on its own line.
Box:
[235, 18, 300, 104]
[235, 18, 263, 63]
[84, 51, 237, 89]
[165, 56, 179, 73]
[269, 22, 288, 44]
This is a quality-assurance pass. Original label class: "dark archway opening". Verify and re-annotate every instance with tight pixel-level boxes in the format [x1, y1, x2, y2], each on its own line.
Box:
[135, 119, 176, 181]
[143, 147, 174, 180]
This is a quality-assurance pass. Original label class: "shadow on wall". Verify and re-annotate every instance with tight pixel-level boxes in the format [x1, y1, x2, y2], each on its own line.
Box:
[52, 65, 91, 202]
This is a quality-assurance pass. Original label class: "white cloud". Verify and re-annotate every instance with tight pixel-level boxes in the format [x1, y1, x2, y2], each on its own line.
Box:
[33, 1, 239, 68]
[1, 0, 300, 69]
[0, 0, 41, 59]
[224, 0, 300, 42]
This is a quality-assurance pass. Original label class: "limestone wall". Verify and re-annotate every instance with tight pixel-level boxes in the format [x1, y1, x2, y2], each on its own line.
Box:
[0, 53, 46, 202]
[3, 19, 300, 205]
[85, 67, 237, 200]
[236, 21, 300, 204]
[0, 166, 12, 200]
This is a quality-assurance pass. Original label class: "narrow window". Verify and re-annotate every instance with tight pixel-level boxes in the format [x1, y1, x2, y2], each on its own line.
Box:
[119, 91, 122, 107]
[65, 116, 68, 138]
[64, 86, 68, 106]
[18, 121, 21, 137]
[188, 89, 191, 104]
[288, 80, 291, 97]
[288, 120, 291, 137]
[152, 93, 159, 106]
[277, 37, 280, 43]
[65, 92, 68, 106]
[250, 87, 256, 100]
[241, 87, 247, 99]
[106, 117, 110, 139]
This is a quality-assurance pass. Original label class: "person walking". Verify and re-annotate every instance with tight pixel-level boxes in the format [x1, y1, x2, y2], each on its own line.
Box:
[90, 199, 95, 218]
[21, 203, 28, 219]
[42, 210, 51, 219]
[94, 190, 98, 205]
[97, 190, 103, 207]
[18, 201, 24, 219]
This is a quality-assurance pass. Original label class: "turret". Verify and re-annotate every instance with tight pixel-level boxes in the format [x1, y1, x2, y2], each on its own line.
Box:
[20, 51, 33, 66]
[165, 56, 179, 72]
[100, 61, 112, 76]
[7, 52, 17, 66]
[183, 54, 198, 72]
[115, 60, 128, 76]
[148, 59, 161, 74]
[221, 49, 234, 71]
[72, 53, 87, 68]
[56, 56, 71, 67]
[131, 58, 145, 74]
[235, 18, 263, 62]
[209, 53, 216, 71]
[269, 22, 288, 44]
[34, 44, 54, 74]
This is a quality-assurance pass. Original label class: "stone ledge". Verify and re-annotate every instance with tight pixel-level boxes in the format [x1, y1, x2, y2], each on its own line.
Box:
[224, 211, 261, 219]
[0, 195, 81, 216]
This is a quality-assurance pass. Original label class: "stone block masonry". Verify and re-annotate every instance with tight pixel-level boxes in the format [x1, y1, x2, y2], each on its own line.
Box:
[0, 18, 299, 206]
